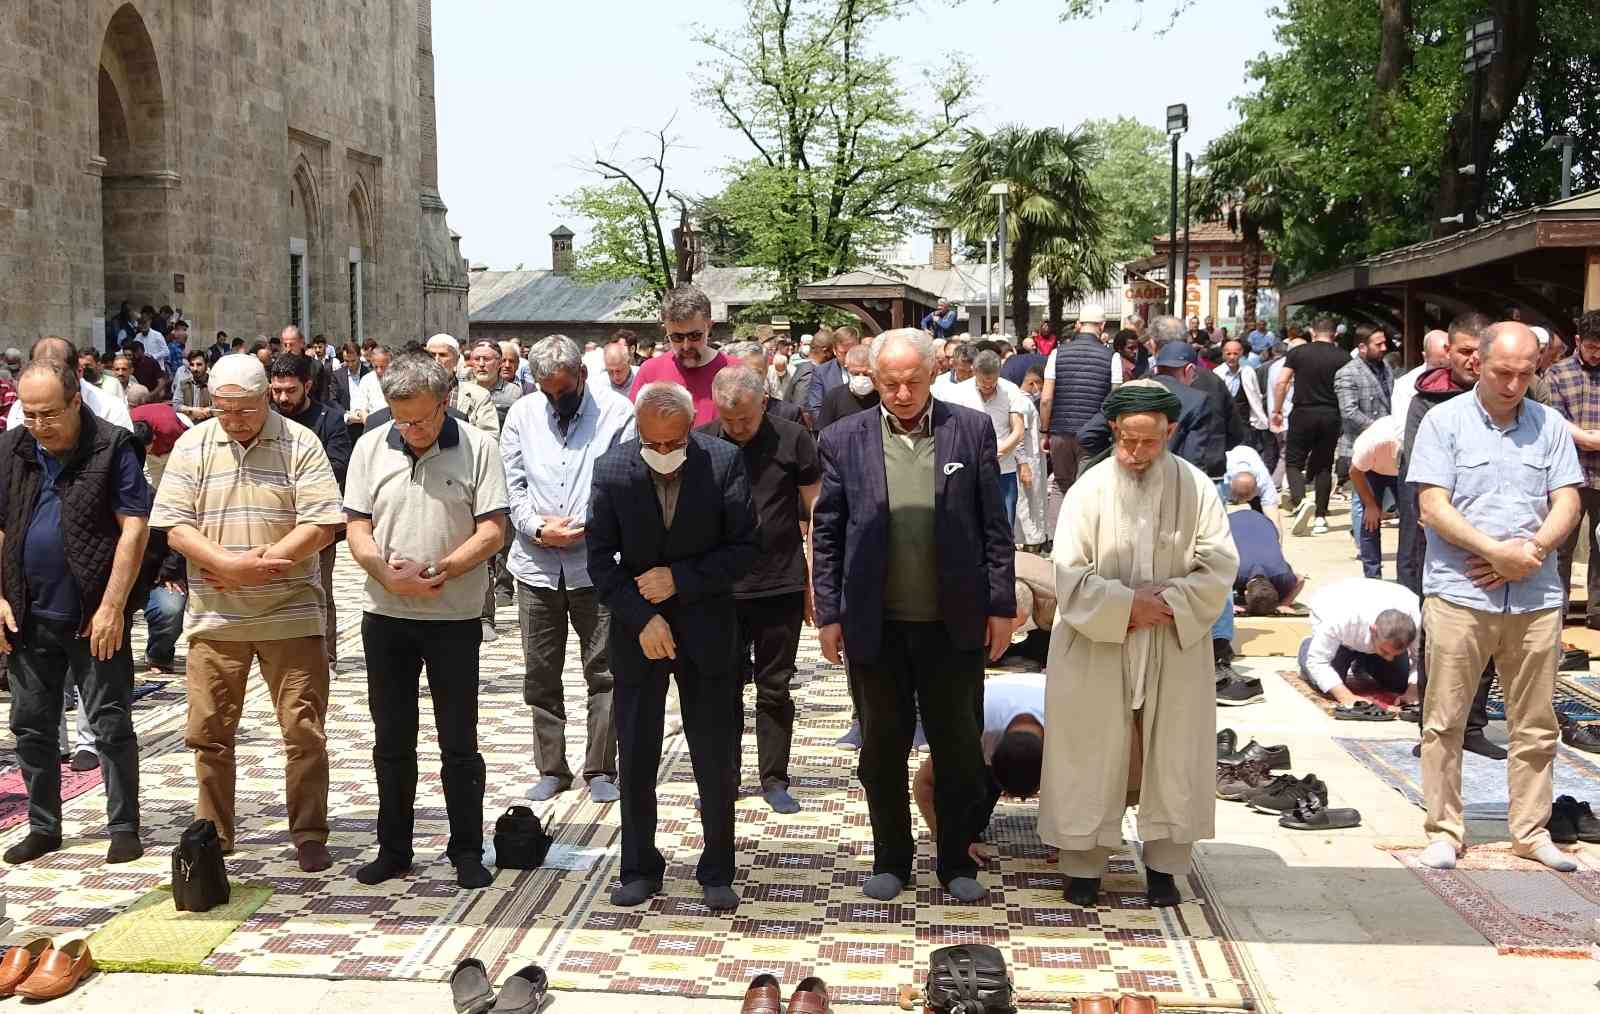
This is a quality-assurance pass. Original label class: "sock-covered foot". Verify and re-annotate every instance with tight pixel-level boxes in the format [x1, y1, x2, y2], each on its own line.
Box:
[69, 749, 100, 772]
[862, 872, 906, 900]
[762, 785, 800, 814]
[4, 832, 62, 865]
[106, 830, 143, 864]
[296, 841, 332, 873]
[703, 884, 739, 911]
[525, 775, 569, 802]
[1526, 842, 1578, 873]
[1145, 870, 1181, 907]
[357, 852, 412, 885]
[455, 857, 494, 889]
[1064, 876, 1100, 907]
[609, 878, 661, 907]
[1463, 732, 1508, 761]
[587, 775, 621, 803]
[1418, 840, 1458, 870]
[946, 876, 987, 903]
[835, 721, 862, 750]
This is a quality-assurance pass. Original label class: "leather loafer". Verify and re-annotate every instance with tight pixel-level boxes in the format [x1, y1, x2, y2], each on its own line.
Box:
[1119, 993, 1159, 1013]
[741, 973, 784, 1014]
[1071, 996, 1116, 1014]
[0, 938, 51, 997]
[14, 939, 95, 1001]
[786, 975, 830, 1014]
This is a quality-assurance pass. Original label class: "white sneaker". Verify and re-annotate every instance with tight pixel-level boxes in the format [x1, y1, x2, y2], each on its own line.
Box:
[1311, 517, 1329, 535]
[1290, 500, 1316, 536]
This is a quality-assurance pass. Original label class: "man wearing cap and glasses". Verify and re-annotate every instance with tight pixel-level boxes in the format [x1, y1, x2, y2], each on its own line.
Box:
[149, 354, 345, 872]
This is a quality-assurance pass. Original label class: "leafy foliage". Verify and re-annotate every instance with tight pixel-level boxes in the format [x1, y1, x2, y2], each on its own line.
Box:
[1080, 117, 1171, 266]
[553, 183, 663, 289]
[694, 0, 975, 315]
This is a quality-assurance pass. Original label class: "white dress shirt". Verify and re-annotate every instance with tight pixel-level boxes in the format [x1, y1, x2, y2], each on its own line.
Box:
[8, 377, 133, 432]
[1223, 444, 1279, 511]
[1303, 578, 1420, 693]
[352, 370, 387, 417]
[1391, 364, 1426, 425]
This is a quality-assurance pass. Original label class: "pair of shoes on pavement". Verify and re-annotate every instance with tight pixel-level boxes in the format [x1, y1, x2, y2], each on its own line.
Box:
[1070, 993, 1159, 1014]
[1559, 714, 1600, 754]
[740, 972, 831, 1013]
[1244, 772, 1327, 814]
[1218, 739, 1291, 770]
[1548, 795, 1600, 844]
[1215, 664, 1264, 706]
[451, 958, 547, 1014]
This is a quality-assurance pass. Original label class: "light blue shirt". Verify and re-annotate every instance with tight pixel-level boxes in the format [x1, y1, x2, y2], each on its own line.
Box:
[500, 383, 636, 590]
[1408, 390, 1582, 614]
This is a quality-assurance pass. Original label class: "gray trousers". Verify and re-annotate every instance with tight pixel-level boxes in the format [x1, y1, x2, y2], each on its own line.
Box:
[1557, 486, 1600, 623]
[518, 579, 616, 785]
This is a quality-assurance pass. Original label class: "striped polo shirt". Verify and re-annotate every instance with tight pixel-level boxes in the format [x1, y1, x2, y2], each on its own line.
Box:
[149, 411, 345, 641]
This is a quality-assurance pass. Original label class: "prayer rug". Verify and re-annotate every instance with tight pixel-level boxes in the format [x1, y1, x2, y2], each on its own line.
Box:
[0, 556, 1261, 1006]
[1275, 669, 1401, 715]
[87, 885, 274, 973]
[1335, 736, 1600, 818]
[1383, 844, 1600, 957]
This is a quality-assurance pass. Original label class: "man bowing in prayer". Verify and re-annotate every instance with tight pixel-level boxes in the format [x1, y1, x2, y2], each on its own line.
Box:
[1041, 379, 1238, 909]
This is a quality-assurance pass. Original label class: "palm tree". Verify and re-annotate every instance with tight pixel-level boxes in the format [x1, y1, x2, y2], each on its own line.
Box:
[1192, 126, 1294, 327]
[948, 125, 1104, 335]
[1033, 236, 1113, 335]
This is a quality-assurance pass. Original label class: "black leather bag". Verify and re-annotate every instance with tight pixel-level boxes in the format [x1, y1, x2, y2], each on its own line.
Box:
[171, 818, 230, 912]
[923, 944, 1016, 1013]
[493, 806, 553, 870]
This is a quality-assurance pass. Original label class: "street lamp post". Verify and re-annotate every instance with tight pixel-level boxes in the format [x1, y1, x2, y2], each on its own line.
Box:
[1166, 103, 1189, 315]
[1459, 15, 1500, 228]
[990, 181, 1010, 335]
[1182, 153, 1194, 325]
[1545, 134, 1575, 200]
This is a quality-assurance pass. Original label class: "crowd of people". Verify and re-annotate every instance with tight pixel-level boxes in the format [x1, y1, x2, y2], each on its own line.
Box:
[2, 281, 1597, 923]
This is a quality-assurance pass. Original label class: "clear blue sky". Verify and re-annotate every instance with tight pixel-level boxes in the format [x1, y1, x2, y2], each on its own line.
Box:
[433, 0, 1283, 271]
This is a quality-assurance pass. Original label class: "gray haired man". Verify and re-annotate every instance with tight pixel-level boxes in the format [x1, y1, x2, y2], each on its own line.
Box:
[501, 336, 636, 803]
[343, 352, 508, 889]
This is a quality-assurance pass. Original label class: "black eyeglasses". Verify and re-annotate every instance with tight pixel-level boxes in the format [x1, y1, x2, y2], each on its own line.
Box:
[666, 331, 705, 344]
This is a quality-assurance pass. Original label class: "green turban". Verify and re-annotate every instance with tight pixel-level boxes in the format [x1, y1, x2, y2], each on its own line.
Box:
[1102, 379, 1181, 422]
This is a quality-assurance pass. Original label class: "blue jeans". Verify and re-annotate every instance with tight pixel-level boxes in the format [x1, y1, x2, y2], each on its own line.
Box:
[1351, 474, 1398, 579]
[144, 585, 187, 666]
[1211, 599, 1235, 660]
[998, 471, 1019, 529]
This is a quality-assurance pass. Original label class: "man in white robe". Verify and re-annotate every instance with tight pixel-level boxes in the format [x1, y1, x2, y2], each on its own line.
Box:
[1040, 379, 1238, 908]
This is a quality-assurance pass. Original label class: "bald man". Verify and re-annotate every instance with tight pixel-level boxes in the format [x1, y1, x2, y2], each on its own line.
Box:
[1392, 329, 1449, 424]
[1410, 322, 1581, 873]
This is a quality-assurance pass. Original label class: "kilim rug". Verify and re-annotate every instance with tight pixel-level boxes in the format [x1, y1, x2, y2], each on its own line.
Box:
[1335, 736, 1600, 819]
[0, 555, 1260, 1006]
[88, 884, 274, 973]
[1275, 669, 1402, 715]
[1382, 844, 1600, 957]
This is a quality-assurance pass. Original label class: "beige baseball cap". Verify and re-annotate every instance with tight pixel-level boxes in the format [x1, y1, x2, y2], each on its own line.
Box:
[208, 353, 268, 396]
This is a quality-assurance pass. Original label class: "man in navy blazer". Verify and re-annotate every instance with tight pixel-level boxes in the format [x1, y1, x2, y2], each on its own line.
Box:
[586, 381, 758, 913]
[811, 328, 1016, 904]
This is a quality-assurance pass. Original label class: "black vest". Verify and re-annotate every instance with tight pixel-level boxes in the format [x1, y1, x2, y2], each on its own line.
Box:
[0, 408, 134, 629]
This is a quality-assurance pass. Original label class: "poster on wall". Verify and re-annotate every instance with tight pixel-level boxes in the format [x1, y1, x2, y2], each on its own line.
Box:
[1213, 287, 1280, 330]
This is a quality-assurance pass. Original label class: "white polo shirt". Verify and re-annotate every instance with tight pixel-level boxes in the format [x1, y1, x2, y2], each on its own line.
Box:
[941, 375, 1030, 474]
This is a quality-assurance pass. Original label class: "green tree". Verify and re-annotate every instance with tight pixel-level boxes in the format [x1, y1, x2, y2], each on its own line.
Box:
[1080, 117, 1170, 266]
[554, 183, 663, 291]
[696, 0, 975, 317]
[947, 125, 1104, 334]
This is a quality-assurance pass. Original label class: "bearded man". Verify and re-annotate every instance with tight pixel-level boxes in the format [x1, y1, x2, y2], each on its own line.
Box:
[1041, 379, 1238, 908]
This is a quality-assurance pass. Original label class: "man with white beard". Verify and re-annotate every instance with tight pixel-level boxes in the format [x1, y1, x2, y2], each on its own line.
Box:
[1041, 379, 1238, 909]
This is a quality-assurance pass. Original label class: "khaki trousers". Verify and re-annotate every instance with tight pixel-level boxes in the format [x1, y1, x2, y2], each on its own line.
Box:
[185, 635, 330, 851]
[1421, 597, 1560, 854]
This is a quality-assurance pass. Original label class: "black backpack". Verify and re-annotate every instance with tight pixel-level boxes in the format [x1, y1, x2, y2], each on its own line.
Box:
[172, 819, 230, 912]
[924, 944, 1016, 1013]
[493, 806, 554, 870]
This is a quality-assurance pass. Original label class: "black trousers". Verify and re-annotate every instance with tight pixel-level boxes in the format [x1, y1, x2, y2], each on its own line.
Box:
[362, 613, 485, 865]
[614, 641, 741, 888]
[1249, 426, 1280, 476]
[850, 620, 987, 886]
[737, 592, 803, 790]
[8, 618, 140, 837]
[1285, 407, 1340, 516]
[1398, 480, 1491, 735]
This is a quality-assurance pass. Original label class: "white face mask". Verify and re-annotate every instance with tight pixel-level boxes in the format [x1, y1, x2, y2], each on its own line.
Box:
[640, 445, 686, 474]
[847, 374, 875, 397]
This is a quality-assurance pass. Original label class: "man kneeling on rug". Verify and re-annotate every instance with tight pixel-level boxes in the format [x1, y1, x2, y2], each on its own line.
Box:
[914, 673, 1044, 863]
[1298, 577, 1421, 714]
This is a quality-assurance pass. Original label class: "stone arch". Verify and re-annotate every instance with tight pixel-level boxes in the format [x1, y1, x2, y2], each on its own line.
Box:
[289, 156, 322, 335]
[97, 2, 174, 330]
[345, 179, 374, 342]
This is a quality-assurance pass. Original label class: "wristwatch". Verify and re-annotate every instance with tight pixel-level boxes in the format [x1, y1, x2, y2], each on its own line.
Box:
[533, 522, 546, 546]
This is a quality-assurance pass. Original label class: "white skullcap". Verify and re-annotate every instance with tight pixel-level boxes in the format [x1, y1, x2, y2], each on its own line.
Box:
[425, 333, 460, 354]
[208, 353, 268, 396]
[1531, 325, 1551, 348]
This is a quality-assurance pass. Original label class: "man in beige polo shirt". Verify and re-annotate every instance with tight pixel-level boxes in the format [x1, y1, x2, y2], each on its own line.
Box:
[150, 354, 344, 871]
[343, 353, 508, 890]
